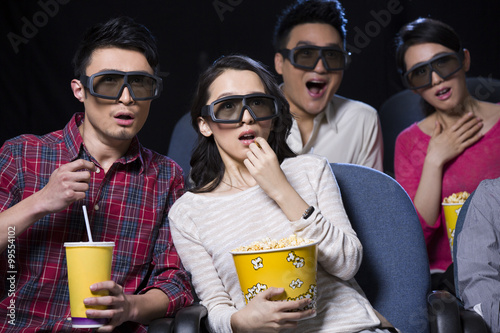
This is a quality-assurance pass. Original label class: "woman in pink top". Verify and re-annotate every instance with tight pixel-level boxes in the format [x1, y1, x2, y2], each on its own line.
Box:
[394, 18, 500, 289]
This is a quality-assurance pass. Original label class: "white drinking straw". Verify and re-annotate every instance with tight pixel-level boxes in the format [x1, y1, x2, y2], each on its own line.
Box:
[82, 205, 93, 242]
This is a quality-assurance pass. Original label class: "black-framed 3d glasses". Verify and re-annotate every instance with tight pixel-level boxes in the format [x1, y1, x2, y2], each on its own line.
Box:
[402, 52, 464, 89]
[201, 93, 280, 123]
[79, 70, 163, 100]
[279, 45, 351, 71]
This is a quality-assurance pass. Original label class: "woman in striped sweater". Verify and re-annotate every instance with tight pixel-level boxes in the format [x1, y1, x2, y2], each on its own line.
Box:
[169, 54, 395, 333]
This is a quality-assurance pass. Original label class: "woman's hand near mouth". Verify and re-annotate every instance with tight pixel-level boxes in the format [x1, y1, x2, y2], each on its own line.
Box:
[244, 137, 309, 221]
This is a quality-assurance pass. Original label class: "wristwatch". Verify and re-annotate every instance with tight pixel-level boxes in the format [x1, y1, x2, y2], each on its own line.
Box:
[302, 206, 315, 219]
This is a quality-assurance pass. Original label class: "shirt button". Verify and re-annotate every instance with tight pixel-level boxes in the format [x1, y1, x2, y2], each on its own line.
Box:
[94, 204, 99, 211]
[95, 168, 101, 173]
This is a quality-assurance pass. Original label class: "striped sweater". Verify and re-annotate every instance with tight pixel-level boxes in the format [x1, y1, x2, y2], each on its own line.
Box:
[169, 154, 380, 332]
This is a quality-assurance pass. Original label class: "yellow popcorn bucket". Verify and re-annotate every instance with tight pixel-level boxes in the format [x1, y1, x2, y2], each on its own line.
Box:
[442, 203, 463, 256]
[231, 240, 318, 315]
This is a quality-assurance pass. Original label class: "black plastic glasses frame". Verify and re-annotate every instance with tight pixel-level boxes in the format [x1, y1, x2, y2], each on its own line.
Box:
[201, 93, 280, 124]
[279, 45, 351, 71]
[79, 70, 163, 100]
[402, 51, 464, 90]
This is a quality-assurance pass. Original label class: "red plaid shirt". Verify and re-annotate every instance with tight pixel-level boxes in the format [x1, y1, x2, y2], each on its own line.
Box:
[0, 113, 193, 332]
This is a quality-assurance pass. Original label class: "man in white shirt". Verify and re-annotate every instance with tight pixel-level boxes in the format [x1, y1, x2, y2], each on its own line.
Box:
[273, 0, 384, 171]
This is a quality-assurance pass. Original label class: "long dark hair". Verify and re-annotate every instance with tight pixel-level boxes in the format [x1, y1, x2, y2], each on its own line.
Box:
[189, 55, 296, 193]
[395, 18, 463, 116]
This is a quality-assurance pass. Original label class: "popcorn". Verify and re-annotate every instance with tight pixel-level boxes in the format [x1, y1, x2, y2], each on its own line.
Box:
[443, 191, 470, 204]
[232, 234, 314, 252]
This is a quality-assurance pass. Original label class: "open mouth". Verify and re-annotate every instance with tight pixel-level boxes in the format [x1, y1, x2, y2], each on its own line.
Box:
[436, 88, 450, 96]
[115, 114, 133, 119]
[239, 133, 255, 141]
[306, 81, 327, 95]
[114, 113, 135, 121]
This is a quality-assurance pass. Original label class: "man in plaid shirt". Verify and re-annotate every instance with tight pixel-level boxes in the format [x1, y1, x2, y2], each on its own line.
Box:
[0, 17, 193, 332]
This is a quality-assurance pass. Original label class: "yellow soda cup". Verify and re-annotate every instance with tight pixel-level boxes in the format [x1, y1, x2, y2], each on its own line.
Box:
[64, 241, 114, 328]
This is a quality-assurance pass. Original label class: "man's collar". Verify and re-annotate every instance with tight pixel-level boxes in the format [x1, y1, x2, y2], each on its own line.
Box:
[63, 112, 144, 171]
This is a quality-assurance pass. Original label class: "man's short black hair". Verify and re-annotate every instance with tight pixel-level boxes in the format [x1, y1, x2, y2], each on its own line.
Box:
[273, 0, 347, 52]
[72, 16, 159, 78]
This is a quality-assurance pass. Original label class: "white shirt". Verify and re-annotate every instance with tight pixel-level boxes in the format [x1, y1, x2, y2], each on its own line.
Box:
[287, 95, 384, 171]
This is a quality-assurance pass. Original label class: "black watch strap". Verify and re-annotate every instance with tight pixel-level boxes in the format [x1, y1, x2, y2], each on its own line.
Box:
[302, 206, 315, 219]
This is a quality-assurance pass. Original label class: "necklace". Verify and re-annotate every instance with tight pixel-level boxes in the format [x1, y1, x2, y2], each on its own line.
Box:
[222, 180, 246, 191]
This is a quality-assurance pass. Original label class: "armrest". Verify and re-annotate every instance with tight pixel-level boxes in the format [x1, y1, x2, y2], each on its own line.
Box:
[427, 290, 462, 333]
[460, 306, 489, 333]
[173, 303, 208, 333]
[148, 317, 174, 333]
[147, 304, 208, 333]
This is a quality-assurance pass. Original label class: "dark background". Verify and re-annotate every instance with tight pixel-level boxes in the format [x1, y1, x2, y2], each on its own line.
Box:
[1, 0, 500, 156]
